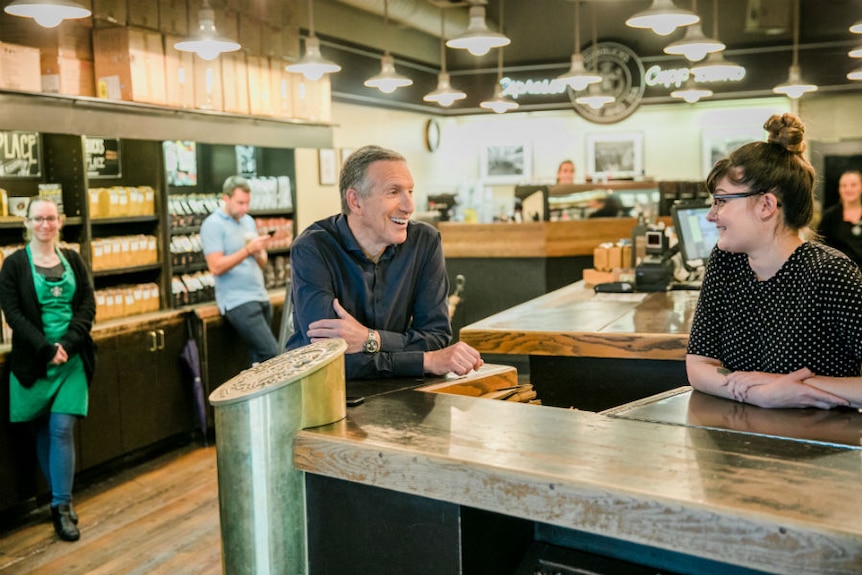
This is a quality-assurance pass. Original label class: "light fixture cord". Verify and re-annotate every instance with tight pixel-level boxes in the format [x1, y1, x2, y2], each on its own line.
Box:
[711, 0, 718, 38]
[384, 0, 391, 55]
[791, 0, 799, 66]
[439, 8, 447, 73]
[574, 0, 581, 55]
[496, 0, 505, 82]
[308, 0, 316, 37]
[590, 1, 598, 72]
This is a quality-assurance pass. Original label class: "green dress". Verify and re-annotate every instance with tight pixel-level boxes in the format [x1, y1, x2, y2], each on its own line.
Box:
[9, 247, 88, 422]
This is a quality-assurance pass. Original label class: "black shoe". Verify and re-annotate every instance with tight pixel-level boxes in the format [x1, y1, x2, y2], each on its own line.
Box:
[68, 503, 78, 525]
[51, 504, 80, 542]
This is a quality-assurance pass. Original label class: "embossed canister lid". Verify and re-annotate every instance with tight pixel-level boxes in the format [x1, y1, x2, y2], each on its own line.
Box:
[209, 339, 347, 406]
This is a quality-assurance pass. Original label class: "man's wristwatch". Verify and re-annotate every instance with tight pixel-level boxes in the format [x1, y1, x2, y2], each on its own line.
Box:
[363, 329, 379, 353]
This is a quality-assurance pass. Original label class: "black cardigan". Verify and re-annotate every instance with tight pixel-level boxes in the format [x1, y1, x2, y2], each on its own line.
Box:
[0, 248, 96, 388]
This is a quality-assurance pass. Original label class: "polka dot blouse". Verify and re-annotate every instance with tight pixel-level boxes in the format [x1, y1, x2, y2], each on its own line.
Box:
[687, 242, 862, 377]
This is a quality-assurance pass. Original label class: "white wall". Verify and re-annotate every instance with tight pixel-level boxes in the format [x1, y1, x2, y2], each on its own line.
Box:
[295, 94, 862, 232]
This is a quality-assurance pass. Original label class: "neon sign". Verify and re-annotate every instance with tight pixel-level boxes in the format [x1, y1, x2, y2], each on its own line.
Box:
[499, 63, 744, 100]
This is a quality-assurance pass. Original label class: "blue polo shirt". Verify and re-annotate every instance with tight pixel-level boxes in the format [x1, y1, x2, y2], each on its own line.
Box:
[200, 209, 269, 313]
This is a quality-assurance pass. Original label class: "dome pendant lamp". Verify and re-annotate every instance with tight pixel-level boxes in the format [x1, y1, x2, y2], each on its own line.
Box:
[556, 0, 601, 91]
[626, 0, 699, 37]
[174, 0, 241, 61]
[286, 0, 341, 80]
[424, 8, 467, 107]
[480, 0, 517, 113]
[689, 0, 744, 83]
[446, 0, 510, 57]
[575, 3, 613, 110]
[364, 0, 412, 93]
[772, 0, 817, 98]
[4, 0, 90, 29]
[663, 0, 724, 62]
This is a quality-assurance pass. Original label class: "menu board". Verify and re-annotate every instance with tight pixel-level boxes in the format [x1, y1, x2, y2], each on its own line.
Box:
[85, 136, 122, 179]
[163, 140, 198, 187]
[0, 130, 41, 177]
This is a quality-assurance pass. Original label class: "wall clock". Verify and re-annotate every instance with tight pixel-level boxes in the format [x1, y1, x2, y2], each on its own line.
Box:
[424, 119, 440, 152]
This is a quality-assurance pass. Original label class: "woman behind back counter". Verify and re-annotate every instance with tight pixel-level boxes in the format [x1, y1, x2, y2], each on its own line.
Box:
[685, 113, 862, 409]
[818, 170, 862, 269]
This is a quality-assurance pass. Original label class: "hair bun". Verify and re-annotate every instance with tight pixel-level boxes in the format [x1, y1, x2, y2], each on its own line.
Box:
[764, 113, 806, 154]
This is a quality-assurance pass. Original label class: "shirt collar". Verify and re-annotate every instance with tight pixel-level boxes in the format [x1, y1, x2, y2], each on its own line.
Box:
[335, 214, 399, 262]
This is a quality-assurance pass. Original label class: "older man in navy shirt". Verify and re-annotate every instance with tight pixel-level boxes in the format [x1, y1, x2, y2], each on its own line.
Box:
[287, 145, 483, 379]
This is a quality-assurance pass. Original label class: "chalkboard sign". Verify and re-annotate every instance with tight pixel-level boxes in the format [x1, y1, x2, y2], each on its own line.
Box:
[84, 136, 121, 178]
[0, 130, 41, 177]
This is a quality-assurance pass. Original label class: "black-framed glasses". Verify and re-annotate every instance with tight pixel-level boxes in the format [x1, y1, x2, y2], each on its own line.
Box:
[29, 216, 59, 224]
[708, 190, 766, 213]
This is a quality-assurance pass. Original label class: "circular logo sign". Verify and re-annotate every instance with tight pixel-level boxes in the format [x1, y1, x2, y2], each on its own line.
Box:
[568, 42, 645, 124]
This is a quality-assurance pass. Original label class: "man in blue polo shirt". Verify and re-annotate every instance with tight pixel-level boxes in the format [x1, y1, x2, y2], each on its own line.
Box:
[201, 175, 280, 366]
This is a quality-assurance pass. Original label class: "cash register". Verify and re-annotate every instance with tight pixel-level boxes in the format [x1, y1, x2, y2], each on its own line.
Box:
[669, 201, 719, 289]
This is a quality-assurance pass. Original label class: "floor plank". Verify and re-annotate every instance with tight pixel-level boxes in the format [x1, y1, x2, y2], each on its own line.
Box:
[0, 445, 221, 575]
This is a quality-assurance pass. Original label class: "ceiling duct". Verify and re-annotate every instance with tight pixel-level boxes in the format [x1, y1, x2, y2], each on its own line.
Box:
[335, 0, 471, 38]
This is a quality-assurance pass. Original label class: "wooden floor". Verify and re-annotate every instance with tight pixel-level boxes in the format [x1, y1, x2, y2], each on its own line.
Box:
[0, 445, 221, 575]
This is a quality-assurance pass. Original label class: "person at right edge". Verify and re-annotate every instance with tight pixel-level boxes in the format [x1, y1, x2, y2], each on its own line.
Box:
[817, 169, 862, 269]
[286, 145, 483, 379]
[686, 113, 862, 409]
[0, 198, 95, 542]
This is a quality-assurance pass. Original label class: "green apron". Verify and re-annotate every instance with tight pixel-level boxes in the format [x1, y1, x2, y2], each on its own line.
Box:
[9, 247, 88, 422]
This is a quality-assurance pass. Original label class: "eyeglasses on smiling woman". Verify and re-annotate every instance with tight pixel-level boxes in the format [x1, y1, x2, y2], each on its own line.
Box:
[708, 190, 769, 213]
[29, 216, 60, 224]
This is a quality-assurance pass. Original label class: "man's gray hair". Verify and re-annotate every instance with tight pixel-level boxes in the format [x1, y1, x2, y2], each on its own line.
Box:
[339, 145, 405, 215]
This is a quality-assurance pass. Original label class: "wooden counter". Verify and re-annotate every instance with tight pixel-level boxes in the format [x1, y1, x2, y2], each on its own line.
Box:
[459, 280, 697, 361]
[458, 281, 699, 411]
[439, 219, 674, 340]
[439, 219, 644, 258]
[295, 384, 862, 574]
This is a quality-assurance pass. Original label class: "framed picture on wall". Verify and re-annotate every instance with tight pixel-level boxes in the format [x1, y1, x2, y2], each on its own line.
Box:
[701, 127, 765, 178]
[318, 148, 337, 185]
[479, 143, 532, 184]
[586, 132, 643, 180]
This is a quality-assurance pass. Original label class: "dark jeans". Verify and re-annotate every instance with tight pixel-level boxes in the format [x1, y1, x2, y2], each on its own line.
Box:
[225, 300, 280, 366]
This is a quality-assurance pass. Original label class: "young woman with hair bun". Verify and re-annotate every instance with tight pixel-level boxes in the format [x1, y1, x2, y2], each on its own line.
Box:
[685, 113, 862, 409]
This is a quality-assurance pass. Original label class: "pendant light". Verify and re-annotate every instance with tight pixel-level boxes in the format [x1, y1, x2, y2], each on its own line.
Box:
[286, 0, 341, 80]
[174, 0, 240, 61]
[772, 0, 816, 98]
[670, 77, 712, 102]
[663, 0, 724, 62]
[575, 4, 613, 110]
[4, 0, 90, 29]
[848, 19, 862, 81]
[364, 0, 412, 93]
[625, 0, 699, 37]
[446, 0, 510, 57]
[480, 0, 517, 113]
[556, 0, 601, 91]
[689, 0, 744, 83]
[424, 8, 467, 107]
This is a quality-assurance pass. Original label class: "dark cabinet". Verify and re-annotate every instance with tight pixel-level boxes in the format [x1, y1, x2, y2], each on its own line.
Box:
[115, 317, 193, 453]
[77, 317, 195, 470]
[77, 335, 124, 470]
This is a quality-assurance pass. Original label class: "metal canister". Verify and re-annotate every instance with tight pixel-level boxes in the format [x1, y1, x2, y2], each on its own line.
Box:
[209, 339, 347, 575]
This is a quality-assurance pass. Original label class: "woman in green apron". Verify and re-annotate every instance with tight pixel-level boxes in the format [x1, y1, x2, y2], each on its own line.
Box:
[0, 199, 95, 542]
